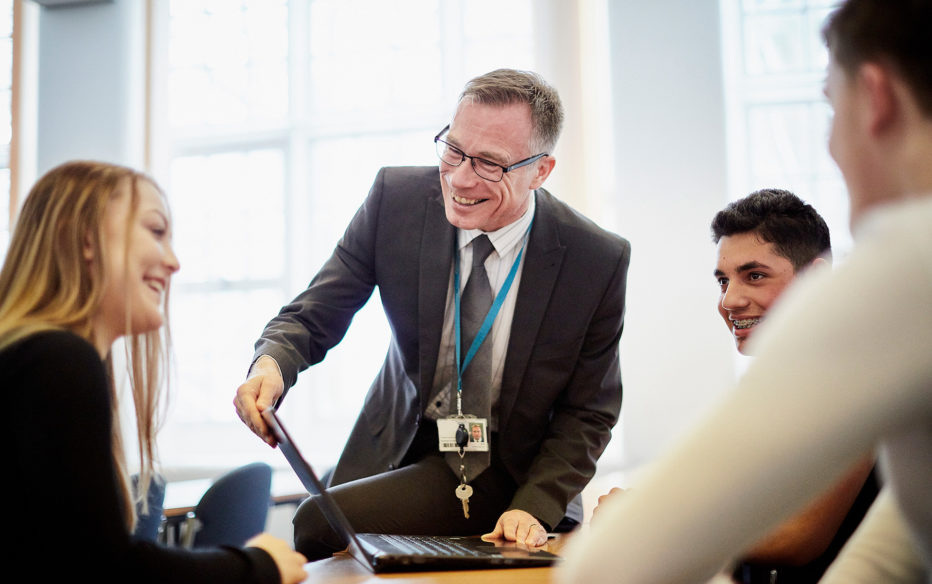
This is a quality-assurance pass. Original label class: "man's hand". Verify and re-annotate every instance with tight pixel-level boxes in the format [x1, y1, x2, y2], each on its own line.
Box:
[592, 487, 626, 522]
[233, 355, 285, 447]
[482, 509, 548, 547]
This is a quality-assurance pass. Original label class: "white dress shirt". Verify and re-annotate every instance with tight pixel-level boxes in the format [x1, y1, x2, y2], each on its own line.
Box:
[426, 193, 536, 430]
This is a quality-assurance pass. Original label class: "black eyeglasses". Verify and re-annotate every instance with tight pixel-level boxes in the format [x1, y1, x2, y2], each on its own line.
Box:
[433, 125, 548, 182]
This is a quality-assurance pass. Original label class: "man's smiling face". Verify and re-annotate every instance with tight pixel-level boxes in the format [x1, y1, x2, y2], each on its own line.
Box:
[438, 101, 550, 232]
[714, 231, 798, 355]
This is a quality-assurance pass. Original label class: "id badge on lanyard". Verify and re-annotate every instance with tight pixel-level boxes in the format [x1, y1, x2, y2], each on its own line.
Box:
[437, 222, 532, 455]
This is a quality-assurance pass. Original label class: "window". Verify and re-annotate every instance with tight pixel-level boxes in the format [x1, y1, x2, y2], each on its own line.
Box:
[0, 0, 12, 256]
[718, 0, 845, 382]
[155, 0, 536, 470]
[720, 0, 850, 255]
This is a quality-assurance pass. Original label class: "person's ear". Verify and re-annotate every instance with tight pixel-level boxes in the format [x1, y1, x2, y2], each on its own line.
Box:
[528, 156, 556, 190]
[798, 256, 829, 276]
[859, 63, 896, 136]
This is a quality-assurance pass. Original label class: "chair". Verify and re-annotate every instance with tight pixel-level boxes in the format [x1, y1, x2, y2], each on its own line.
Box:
[132, 472, 166, 542]
[179, 462, 272, 548]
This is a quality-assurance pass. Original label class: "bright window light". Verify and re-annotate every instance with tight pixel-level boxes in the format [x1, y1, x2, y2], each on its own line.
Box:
[157, 0, 535, 471]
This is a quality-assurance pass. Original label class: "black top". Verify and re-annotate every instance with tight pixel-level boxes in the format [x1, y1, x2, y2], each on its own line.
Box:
[4, 330, 280, 584]
[732, 466, 881, 584]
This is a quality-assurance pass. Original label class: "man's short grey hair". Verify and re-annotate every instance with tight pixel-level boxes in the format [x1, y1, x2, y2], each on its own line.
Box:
[459, 68, 564, 154]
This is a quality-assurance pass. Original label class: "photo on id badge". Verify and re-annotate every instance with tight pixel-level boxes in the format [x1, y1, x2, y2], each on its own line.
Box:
[438, 418, 489, 452]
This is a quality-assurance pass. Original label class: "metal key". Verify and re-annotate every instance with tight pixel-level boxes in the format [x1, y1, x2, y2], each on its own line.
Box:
[455, 483, 473, 518]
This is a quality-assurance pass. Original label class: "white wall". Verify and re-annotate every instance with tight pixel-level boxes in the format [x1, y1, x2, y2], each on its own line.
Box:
[603, 0, 739, 477]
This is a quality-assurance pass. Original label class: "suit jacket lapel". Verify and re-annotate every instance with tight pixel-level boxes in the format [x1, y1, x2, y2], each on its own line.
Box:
[499, 190, 565, 426]
[418, 190, 455, 400]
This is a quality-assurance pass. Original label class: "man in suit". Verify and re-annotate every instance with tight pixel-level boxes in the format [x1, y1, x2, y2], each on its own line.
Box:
[233, 69, 630, 560]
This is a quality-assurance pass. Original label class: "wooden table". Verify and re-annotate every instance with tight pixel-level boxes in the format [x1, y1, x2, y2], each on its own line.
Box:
[300, 537, 564, 584]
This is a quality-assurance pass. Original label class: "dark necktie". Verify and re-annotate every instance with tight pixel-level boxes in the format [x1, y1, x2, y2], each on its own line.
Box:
[446, 234, 494, 482]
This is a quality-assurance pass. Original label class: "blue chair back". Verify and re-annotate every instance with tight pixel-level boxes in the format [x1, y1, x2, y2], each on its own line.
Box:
[191, 462, 272, 548]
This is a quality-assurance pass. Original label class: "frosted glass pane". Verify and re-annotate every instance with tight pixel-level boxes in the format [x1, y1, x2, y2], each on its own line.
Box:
[168, 149, 286, 283]
[0, 0, 9, 254]
[168, 0, 289, 128]
[747, 103, 814, 180]
[806, 6, 832, 71]
[741, 0, 803, 11]
[461, 0, 536, 76]
[727, 0, 852, 259]
[0, 88, 9, 145]
[307, 0, 443, 117]
[0, 0, 10, 37]
[305, 131, 435, 259]
[462, 0, 533, 38]
[742, 0, 834, 10]
[743, 12, 807, 75]
[169, 288, 286, 422]
[0, 10, 9, 152]
[0, 167, 8, 229]
[812, 101, 837, 177]
[0, 36, 10, 88]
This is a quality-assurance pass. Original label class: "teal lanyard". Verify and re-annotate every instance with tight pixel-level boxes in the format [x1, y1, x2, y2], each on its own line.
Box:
[453, 221, 533, 407]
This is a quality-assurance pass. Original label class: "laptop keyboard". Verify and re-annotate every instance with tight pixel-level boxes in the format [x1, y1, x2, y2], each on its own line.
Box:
[378, 534, 483, 556]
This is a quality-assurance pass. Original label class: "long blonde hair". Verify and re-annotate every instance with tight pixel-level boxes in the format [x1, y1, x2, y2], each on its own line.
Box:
[0, 160, 171, 531]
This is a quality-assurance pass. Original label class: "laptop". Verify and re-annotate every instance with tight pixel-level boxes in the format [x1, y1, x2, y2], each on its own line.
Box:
[261, 407, 562, 572]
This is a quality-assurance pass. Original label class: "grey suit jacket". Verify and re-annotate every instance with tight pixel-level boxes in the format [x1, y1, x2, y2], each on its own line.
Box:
[255, 166, 630, 528]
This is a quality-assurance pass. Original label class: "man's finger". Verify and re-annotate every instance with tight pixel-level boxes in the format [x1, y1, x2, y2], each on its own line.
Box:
[523, 522, 547, 546]
[256, 386, 276, 411]
[482, 518, 504, 541]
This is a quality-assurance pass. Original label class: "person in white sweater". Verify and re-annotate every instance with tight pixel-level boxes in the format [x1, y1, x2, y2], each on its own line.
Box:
[558, 0, 932, 582]
[594, 189, 880, 584]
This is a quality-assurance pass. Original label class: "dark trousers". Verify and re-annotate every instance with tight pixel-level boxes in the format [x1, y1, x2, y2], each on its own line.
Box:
[293, 422, 518, 561]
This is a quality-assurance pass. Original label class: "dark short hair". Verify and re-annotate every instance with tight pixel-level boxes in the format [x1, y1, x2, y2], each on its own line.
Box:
[822, 0, 932, 117]
[711, 189, 832, 271]
[459, 68, 564, 153]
